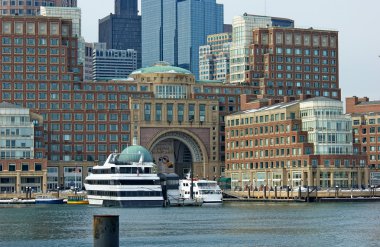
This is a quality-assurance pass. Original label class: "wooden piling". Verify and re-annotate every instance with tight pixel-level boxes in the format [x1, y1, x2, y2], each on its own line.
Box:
[94, 215, 119, 247]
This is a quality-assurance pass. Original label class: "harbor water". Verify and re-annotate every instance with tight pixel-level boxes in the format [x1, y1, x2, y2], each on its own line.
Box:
[0, 202, 379, 247]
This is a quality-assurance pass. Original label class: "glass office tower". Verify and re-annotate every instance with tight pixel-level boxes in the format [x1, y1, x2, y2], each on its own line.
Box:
[142, 0, 223, 79]
[99, 0, 141, 67]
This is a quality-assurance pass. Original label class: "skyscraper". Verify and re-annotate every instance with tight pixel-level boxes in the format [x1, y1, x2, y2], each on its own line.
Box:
[115, 0, 138, 17]
[99, 0, 141, 67]
[142, 0, 223, 78]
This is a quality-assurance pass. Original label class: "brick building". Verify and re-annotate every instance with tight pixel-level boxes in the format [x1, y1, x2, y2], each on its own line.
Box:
[346, 96, 380, 186]
[0, 37, 247, 189]
[225, 97, 368, 190]
[0, 16, 82, 82]
[246, 27, 340, 101]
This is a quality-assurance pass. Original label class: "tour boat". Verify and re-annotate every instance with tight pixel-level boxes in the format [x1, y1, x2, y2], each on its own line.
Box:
[84, 145, 164, 207]
[179, 178, 223, 203]
[35, 195, 65, 204]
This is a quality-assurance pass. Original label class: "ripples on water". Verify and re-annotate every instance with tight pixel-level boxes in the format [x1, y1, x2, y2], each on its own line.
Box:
[0, 202, 379, 247]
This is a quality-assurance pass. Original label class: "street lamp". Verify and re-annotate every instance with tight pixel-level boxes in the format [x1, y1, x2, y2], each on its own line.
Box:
[335, 185, 339, 198]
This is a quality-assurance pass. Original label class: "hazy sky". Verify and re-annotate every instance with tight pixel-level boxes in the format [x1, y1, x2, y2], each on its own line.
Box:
[78, 0, 380, 101]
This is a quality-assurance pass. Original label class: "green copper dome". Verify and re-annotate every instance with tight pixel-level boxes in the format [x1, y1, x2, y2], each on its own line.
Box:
[130, 61, 192, 75]
[117, 145, 153, 163]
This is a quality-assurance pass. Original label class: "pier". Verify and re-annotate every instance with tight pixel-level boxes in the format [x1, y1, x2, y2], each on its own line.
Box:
[223, 187, 380, 202]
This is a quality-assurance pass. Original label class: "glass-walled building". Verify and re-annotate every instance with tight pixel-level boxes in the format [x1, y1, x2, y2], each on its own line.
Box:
[230, 14, 294, 84]
[301, 98, 353, 155]
[142, 0, 223, 79]
[99, 0, 141, 67]
[0, 102, 48, 193]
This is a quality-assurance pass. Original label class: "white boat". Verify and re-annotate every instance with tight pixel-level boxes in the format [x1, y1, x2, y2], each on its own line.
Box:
[179, 178, 223, 203]
[84, 145, 164, 207]
[159, 173, 203, 207]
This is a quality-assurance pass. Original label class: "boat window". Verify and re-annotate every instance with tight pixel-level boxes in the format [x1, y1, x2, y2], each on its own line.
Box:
[144, 167, 151, 173]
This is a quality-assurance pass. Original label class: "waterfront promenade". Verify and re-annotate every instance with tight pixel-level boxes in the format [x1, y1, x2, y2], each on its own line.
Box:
[223, 187, 380, 202]
[1, 187, 379, 203]
[0, 190, 79, 200]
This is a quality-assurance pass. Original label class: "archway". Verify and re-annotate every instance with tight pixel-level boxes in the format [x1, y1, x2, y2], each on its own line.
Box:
[146, 130, 208, 178]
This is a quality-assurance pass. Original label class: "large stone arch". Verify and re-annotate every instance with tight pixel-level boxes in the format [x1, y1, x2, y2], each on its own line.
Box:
[146, 129, 209, 176]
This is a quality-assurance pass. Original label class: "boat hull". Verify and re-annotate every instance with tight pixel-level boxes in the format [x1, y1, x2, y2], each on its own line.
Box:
[67, 201, 89, 205]
[35, 199, 64, 204]
[88, 198, 163, 207]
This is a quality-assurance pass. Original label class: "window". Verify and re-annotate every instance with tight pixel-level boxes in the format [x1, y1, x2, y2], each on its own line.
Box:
[22, 164, 29, 171]
[35, 163, 42, 171]
[9, 164, 16, 171]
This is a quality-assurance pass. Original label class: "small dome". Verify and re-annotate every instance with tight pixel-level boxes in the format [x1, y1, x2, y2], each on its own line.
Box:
[117, 145, 153, 163]
[130, 61, 192, 75]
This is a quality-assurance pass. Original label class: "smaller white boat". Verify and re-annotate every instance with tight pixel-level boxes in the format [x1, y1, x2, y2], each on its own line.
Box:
[159, 173, 203, 207]
[179, 178, 223, 203]
[35, 195, 64, 204]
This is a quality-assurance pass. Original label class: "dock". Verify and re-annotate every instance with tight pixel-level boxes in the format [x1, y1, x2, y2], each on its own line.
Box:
[223, 187, 380, 203]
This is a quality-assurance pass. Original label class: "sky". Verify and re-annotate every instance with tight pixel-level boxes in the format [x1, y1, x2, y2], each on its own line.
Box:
[78, 0, 380, 101]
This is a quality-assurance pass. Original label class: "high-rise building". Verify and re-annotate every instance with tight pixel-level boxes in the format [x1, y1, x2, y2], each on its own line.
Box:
[223, 24, 232, 33]
[230, 14, 294, 84]
[115, 0, 138, 17]
[0, 0, 76, 16]
[0, 15, 82, 82]
[142, 0, 223, 78]
[84, 42, 107, 81]
[99, 0, 141, 67]
[246, 27, 340, 101]
[225, 97, 368, 190]
[199, 32, 232, 81]
[92, 48, 137, 81]
[40, 6, 81, 37]
[40, 6, 84, 65]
